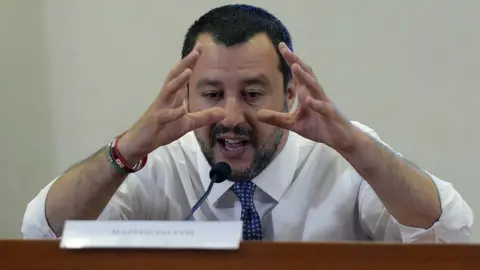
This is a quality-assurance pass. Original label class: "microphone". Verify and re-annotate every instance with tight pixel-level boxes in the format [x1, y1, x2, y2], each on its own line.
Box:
[184, 162, 232, 220]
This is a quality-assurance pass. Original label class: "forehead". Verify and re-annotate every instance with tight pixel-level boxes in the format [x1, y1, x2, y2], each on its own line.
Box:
[191, 33, 280, 80]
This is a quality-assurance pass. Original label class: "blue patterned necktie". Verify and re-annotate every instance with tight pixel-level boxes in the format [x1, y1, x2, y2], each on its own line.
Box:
[231, 181, 264, 241]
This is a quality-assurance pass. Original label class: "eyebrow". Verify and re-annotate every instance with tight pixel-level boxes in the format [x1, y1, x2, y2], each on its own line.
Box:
[195, 74, 271, 90]
[243, 74, 271, 87]
[195, 79, 223, 90]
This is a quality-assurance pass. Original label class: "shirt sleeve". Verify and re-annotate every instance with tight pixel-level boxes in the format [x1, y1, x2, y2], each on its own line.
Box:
[358, 174, 474, 243]
[352, 121, 474, 243]
[21, 169, 160, 239]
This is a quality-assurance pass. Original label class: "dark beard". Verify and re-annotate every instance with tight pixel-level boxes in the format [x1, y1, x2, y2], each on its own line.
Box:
[195, 126, 284, 182]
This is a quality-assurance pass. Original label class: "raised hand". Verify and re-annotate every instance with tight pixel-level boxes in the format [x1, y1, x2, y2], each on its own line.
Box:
[257, 42, 358, 152]
[118, 44, 226, 164]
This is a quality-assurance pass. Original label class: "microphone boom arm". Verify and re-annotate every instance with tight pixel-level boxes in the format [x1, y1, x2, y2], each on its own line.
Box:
[184, 162, 231, 221]
[184, 176, 216, 220]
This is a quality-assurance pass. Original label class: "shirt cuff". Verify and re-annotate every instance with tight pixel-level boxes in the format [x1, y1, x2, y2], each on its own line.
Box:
[392, 171, 473, 243]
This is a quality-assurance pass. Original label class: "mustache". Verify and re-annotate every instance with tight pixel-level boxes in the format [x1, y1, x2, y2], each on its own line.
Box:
[209, 124, 257, 146]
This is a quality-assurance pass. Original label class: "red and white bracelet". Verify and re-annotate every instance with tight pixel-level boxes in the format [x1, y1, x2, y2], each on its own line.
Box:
[106, 134, 147, 174]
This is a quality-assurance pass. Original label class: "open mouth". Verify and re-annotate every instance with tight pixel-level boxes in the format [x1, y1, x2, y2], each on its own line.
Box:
[216, 137, 251, 159]
[218, 138, 250, 152]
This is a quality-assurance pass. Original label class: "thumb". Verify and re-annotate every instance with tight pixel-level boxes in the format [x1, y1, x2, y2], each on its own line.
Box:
[185, 107, 226, 131]
[257, 109, 295, 129]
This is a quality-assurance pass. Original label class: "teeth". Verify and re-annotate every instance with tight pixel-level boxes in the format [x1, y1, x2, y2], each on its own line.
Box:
[225, 143, 243, 152]
[222, 139, 247, 152]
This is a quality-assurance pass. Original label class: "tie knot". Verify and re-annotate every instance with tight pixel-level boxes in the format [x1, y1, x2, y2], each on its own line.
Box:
[231, 181, 256, 210]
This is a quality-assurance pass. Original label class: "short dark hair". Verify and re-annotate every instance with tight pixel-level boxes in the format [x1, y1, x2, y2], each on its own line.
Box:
[182, 4, 293, 92]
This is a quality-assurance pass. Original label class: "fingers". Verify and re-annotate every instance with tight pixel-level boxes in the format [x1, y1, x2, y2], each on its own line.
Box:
[160, 43, 201, 101]
[164, 104, 188, 122]
[305, 97, 333, 117]
[161, 68, 192, 102]
[256, 109, 297, 130]
[278, 42, 328, 101]
[185, 107, 226, 131]
[165, 43, 201, 83]
[292, 64, 328, 101]
[278, 42, 314, 75]
[172, 84, 188, 108]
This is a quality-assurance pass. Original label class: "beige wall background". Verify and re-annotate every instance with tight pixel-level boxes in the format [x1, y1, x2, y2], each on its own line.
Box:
[1, 0, 479, 240]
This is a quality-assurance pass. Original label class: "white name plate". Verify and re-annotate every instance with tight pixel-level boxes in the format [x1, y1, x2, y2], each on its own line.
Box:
[60, 220, 243, 250]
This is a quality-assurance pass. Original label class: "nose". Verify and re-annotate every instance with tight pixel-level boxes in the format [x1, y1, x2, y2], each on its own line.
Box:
[220, 97, 246, 128]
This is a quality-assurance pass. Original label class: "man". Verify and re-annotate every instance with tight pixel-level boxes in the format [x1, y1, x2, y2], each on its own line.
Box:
[22, 4, 473, 242]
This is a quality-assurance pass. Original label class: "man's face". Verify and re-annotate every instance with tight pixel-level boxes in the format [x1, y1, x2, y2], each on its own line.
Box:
[188, 33, 295, 181]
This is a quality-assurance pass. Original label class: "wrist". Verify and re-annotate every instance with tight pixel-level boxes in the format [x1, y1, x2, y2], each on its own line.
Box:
[337, 127, 386, 179]
[116, 132, 143, 167]
[337, 127, 374, 163]
[108, 132, 148, 174]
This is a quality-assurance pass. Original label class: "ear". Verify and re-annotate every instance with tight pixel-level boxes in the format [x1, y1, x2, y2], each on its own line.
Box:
[286, 82, 296, 111]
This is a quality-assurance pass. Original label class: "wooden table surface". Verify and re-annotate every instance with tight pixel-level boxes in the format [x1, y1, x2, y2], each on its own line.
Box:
[1, 240, 479, 270]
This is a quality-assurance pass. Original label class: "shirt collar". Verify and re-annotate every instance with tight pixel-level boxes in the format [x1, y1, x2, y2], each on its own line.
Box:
[196, 131, 300, 205]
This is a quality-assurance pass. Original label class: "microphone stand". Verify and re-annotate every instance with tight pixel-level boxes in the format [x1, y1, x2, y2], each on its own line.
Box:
[184, 176, 217, 221]
[184, 162, 231, 221]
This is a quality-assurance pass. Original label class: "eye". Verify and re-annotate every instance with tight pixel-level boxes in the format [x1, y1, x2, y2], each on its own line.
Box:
[245, 91, 263, 101]
[202, 91, 223, 101]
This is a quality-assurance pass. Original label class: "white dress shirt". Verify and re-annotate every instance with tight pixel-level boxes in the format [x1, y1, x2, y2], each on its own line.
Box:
[22, 121, 474, 242]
